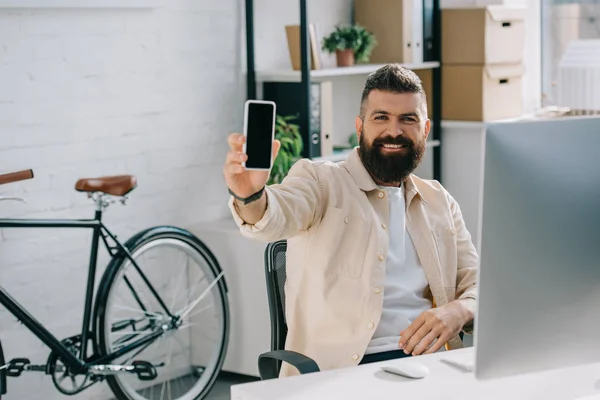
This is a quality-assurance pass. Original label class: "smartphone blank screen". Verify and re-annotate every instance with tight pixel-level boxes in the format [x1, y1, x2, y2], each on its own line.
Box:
[245, 102, 274, 169]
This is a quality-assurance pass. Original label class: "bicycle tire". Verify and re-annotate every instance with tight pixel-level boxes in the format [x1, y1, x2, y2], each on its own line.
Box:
[0, 336, 5, 400]
[94, 226, 230, 400]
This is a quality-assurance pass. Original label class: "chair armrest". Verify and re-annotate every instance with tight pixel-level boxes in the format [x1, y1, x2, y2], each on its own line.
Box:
[462, 319, 475, 336]
[258, 350, 320, 380]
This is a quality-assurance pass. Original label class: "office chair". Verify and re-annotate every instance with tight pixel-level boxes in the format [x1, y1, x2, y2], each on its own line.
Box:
[257, 240, 320, 380]
[257, 240, 468, 379]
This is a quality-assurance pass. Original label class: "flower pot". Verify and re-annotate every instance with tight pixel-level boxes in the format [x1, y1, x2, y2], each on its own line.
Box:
[335, 49, 355, 67]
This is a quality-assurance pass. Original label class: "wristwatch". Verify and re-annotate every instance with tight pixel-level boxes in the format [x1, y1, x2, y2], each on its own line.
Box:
[228, 187, 265, 205]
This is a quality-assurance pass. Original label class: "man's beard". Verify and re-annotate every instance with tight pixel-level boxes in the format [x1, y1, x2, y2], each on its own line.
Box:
[358, 130, 425, 184]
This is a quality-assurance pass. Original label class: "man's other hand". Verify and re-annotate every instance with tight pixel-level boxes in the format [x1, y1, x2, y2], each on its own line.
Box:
[398, 300, 473, 356]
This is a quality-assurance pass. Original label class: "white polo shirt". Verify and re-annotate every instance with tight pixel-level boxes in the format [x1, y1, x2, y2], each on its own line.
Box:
[365, 184, 433, 354]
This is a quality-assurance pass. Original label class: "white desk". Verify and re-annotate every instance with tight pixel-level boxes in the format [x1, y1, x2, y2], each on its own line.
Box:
[230, 348, 600, 400]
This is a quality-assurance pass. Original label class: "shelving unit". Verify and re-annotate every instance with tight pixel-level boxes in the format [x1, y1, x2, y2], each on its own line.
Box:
[244, 0, 443, 182]
[255, 62, 441, 83]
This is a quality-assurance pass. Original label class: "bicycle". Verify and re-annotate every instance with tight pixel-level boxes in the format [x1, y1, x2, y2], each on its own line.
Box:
[0, 169, 230, 400]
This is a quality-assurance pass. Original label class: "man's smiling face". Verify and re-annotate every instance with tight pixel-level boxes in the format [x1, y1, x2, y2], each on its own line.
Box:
[356, 89, 431, 186]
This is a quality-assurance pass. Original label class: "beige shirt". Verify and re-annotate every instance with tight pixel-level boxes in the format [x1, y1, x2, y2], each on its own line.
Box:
[229, 148, 479, 378]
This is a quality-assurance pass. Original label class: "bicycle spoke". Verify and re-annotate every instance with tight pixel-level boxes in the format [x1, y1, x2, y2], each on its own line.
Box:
[169, 255, 189, 310]
[184, 303, 213, 321]
[170, 274, 207, 311]
[121, 339, 156, 366]
[178, 271, 224, 320]
[112, 304, 163, 318]
[111, 330, 156, 336]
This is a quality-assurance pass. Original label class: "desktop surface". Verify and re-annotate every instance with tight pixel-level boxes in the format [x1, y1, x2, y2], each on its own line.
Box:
[231, 348, 600, 400]
[475, 115, 600, 381]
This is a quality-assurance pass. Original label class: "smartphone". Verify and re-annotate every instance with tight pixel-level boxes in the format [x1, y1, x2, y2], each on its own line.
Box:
[243, 100, 276, 170]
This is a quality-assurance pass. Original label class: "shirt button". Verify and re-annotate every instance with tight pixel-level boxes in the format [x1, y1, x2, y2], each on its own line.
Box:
[352, 353, 359, 360]
[378, 254, 385, 261]
[373, 286, 382, 294]
[381, 223, 387, 229]
[368, 322, 375, 329]
[344, 217, 349, 224]
[378, 191, 385, 199]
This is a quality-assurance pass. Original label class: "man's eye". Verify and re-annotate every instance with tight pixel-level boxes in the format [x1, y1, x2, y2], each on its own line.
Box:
[374, 115, 387, 120]
[403, 117, 417, 122]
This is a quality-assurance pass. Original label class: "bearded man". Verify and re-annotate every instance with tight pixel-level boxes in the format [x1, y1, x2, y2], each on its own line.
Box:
[223, 64, 479, 378]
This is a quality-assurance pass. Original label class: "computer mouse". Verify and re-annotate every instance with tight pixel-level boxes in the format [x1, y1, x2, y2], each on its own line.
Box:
[381, 362, 430, 379]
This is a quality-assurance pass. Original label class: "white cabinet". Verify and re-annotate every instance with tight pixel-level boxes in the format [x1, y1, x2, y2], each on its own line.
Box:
[441, 121, 488, 253]
[440, 117, 531, 253]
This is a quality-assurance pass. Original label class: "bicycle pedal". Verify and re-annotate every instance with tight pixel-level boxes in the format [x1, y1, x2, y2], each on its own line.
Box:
[132, 361, 157, 381]
[5, 358, 30, 377]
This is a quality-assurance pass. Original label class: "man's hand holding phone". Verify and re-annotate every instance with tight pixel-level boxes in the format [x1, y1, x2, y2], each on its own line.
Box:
[223, 133, 280, 225]
[224, 100, 279, 224]
[224, 133, 280, 198]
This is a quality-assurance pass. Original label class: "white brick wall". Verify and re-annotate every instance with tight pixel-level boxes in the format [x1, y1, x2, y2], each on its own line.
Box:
[0, 1, 243, 398]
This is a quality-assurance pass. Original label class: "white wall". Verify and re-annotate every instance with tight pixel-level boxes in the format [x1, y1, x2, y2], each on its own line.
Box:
[504, 0, 542, 114]
[251, 0, 354, 71]
[0, 2, 243, 399]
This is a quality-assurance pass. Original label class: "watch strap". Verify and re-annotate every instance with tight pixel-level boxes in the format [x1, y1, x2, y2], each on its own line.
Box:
[228, 186, 265, 205]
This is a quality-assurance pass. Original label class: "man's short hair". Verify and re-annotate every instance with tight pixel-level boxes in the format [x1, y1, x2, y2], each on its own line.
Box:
[360, 63, 428, 119]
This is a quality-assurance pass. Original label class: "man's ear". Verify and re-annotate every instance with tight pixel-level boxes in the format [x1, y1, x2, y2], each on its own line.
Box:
[424, 119, 431, 140]
[355, 116, 363, 142]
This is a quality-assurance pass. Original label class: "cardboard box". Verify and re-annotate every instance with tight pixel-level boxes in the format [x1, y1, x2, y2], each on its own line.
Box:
[285, 24, 321, 70]
[442, 6, 526, 65]
[442, 64, 524, 121]
[354, 0, 413, 63]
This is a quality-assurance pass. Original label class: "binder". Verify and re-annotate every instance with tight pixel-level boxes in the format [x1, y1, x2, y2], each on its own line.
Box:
[412, 0, 424, 63]
[422, 0, 435, 61]
[262, 81, 334, 159]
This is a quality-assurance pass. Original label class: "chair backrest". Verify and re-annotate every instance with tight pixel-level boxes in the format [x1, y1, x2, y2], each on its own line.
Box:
[263, 240, 288, 352]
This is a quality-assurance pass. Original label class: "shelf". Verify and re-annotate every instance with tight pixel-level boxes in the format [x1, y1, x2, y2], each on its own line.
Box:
[256, 62, 440, 83]
[313, 140, 441, 163]
[439, 115, 535, 129]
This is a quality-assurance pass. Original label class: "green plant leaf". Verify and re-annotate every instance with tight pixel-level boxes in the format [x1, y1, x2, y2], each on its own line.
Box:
[321, 24, 377, 63]
[268, 113, 304, 185]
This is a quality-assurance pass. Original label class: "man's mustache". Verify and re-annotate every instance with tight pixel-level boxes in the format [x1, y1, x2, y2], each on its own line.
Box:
[373, 136, 415, 147]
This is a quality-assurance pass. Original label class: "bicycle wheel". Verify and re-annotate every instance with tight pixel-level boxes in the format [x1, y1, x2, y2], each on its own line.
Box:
[94, 226, 229, 400]
[0, 337, 5, 400]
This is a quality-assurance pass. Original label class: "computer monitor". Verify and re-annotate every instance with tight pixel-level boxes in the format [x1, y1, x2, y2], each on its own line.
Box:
[473, 115, 600, 381]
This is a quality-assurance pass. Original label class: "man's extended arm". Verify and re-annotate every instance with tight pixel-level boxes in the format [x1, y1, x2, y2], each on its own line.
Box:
[229, 158, 324, 243]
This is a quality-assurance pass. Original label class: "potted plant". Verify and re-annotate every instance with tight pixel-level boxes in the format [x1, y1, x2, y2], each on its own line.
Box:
[268, 114, 304, 185]
[321, 24, 376, 67]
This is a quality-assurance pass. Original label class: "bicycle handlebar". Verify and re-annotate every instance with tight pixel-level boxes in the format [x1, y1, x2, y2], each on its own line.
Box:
[0, 169, 34, 186]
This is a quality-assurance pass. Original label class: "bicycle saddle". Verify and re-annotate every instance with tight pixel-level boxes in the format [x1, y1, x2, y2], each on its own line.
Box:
[75, 175, 137, 197]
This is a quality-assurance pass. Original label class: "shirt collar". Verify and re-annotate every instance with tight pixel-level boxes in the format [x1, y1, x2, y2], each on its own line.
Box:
[343, 147, 426, 205]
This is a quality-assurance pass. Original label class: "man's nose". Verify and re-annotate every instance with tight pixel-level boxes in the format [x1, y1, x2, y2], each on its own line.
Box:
[386, 122, 404, 136]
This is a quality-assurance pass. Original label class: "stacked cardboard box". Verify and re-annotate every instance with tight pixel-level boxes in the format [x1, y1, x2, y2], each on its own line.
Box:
[441, 6, 526, 121]
[354, 0, 437, 117]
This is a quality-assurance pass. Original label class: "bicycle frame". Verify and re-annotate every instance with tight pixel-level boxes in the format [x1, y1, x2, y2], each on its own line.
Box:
[0, 206, 172, 375]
